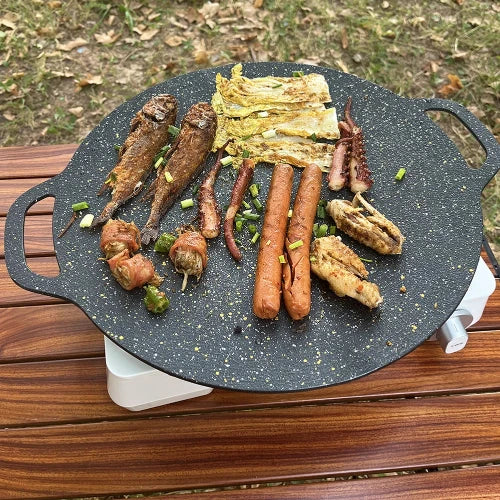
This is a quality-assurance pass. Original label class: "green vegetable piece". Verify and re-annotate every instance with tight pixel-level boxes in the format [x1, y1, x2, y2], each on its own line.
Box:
[293, 71, 304, 77]
[278, 255, 286, 264]
[309, 133, 317, 142]
[114, 144, 121, 151]
[249, 184, 259, 198]
[329, 225, 336, 235]
[395, 168, 406, 181]
[317, 224, 328, 238]
[248, 224, 257, 235]
[316, 204, 326, 219]
[318, 199, 327, 206]
[359, 257, 373, 263]
[242, 210, 260, 221]
[253, 198, 263, 212]
[192, 184, 200, 195]
[242, 200, 251, 210]
[242, 149, 250, 158]
[154, 232, 177, 253]
[72, 201, 89, 211]
[313, 223, 319, 237]
[272, 83, 283, 88]
[155, 156, 164, 169]
[181, 198, 194, 209]
[289, 239, 304, 250]
[251, 232, 260, 244]
[235, 220, 243, 232]
[168, 125, 180, 137]
[144, 285, 170, 314]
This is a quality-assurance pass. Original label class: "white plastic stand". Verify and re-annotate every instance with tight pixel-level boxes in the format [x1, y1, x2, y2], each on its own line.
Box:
[105, 257, 496, 411]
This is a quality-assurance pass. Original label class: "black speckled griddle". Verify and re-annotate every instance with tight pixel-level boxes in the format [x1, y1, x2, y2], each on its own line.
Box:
[5, 63, 499, 392]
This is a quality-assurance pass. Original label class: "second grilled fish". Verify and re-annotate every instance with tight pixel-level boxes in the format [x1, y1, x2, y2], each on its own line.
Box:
[141, 102, 217, 245]
[91, 94, 178, 227]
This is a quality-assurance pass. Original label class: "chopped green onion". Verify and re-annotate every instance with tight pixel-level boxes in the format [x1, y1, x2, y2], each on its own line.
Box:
[242, 200, 251, 209]
[309, 255, 317, 262]
[168, 125, 180, 137]
[278, 255, 286, 264]
[114, 144, 121, 151]
[395, 168, 406, 181]
[288, 209, 293, 218]
[359, 257, 373, 263]
[318, 199, 327, 206]
[164, 171, 173, 182]
[242, 149, 250, 158]
[72, 201, 89, 211]
[289, 239, 304, 250]
[192, 184, 200, 195]
[293, 70, 304, 77]
[155, 156, 164, 168]
[313, 223, 319, 237]
[154, 232, 177, 253]
[251, 232, 260, 244]
[262, 129, 277, 139]
[329, 225, 336, 235]
[253, 198, 263, 211]
[235, 220, 243, 232]
[220, 155, 234, 166]
[242, 211, 260, 221]
[144, 285, 170, 314]
[241, 134, 253, 140]
[258, 111, 269, 118]
[316, 204, 326, 219]
[309, 133, 317, 142]
[234, 238, 242, 246]
[317, 224, 328, 238]
[272, 83, 282, 88]
[248, 224, 257, 235]
[180, 198, 194, 209]
[79, 213, 94, 228]
[249, 184, 259, 198]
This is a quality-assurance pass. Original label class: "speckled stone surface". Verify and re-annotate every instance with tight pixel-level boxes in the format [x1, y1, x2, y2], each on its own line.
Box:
[5, 62, 500, 392]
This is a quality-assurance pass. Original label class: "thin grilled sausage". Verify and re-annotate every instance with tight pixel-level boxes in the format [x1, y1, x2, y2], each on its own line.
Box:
[282, 163, 322, 320]
[253, 163, 294, 319]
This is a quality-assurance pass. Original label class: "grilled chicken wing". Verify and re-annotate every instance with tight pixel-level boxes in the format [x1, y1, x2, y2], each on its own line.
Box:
[327, 193, 404, 255]
[310, 236, 383, 309]
[92, 94, 178, 227]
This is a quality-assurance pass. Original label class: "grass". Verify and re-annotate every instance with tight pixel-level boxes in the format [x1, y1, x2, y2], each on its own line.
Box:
[0, 0, 498, 255]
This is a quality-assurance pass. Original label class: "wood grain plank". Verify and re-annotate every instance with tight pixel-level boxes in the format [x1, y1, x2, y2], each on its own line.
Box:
[0, 178, 53, 216]
[163, 465, 500, 499]
[0, 144, 77, 179]
[0, 215, 55, 258]
[0, 304, 102, 362]
[469, 279, 500, 331]
[0, 393, 498, 499]
[0, 257, 64, 307]
[1, 331, 500, 427]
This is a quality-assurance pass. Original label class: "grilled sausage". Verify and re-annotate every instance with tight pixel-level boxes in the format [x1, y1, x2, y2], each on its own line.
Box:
[282, 163, 323, 320]
[252, 163, 294, 319]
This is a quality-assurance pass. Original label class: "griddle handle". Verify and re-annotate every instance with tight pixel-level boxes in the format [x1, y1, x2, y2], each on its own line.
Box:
[4, 177, 72, 301]
[417, 98, 500, 190]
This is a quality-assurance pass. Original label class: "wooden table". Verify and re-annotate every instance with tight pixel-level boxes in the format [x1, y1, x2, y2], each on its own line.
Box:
[1, 145, 499, 499]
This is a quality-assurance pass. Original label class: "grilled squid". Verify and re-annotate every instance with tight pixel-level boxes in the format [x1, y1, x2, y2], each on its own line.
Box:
[169, 227, 208, 291]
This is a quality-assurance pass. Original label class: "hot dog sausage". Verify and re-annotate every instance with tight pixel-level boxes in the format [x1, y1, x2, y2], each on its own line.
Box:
[253, 163, 294, 319]
[282, 163, 323, 320]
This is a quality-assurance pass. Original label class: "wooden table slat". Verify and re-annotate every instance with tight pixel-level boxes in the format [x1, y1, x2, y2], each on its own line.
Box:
[1, 330, 500, 427]
[0, 144, 77, 179]
[0, 178, 53, 216]
[0, 393, 498, 499]
[162, 465, 500, 499]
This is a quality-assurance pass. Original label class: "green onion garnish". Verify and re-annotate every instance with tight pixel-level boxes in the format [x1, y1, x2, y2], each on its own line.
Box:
[192, 184, 199, 195]
[309, 133, 317, 142]
[168, 125, 180, 137]
[288, 209, 293, 218]
[317, 224, 328, 238]
[241, 134, 252, 140]
[293, 70, 304, 77]
[316, 204, 326, 219]
[79, 213, 94, 228]
[248, 224, 257, 235]
[289, 239, 304, 250]
[180, 198, 194, 209]
[313, 223, 319, 237]
[155, 156, 164, 169]
[251, 232, 260, 244]
[242, 200, 251, 209]
[395, 168, 406, 181]
[154, 232, 177, 253]
[249, 184, 259, 198]
[253, 198, 263, 211]
[114, 144, 121, 151]
[242, 210, 260, 221]
[72, 201, 89, 211]
[235, 220, 243, 232]
[242, 149, 250, 158]
[220, 156, 234, 166]
[359, 257, 373, 263]
[164, 171, 173, 182]
[318, 199, 327, 206]
[309, 255, 317, 262]
[329, 225, 336, 235]
[272, 83, 282, 88]
[278, 255, 286, 264]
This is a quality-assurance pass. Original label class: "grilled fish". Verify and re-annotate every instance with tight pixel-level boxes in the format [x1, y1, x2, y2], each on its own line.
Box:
[327, 193, 404, 255]
[310, 236, 383, 309]
[91, 94, 178, 227]
[141, 102, 217, 245]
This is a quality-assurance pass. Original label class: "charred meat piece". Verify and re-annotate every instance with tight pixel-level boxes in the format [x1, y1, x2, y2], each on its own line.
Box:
[328, 97, 373, 193]
[169, 227, 208, 291]
[99, 219, 141, 259]
[198, 139, 233, 239]
[310, 236, 383, 309]
[224, 158, 255, 261]
[327, 193, 404, 255]
[141, 102, 217, 245]
[92, 94, 178, 227]
[107, 250, 163, 291]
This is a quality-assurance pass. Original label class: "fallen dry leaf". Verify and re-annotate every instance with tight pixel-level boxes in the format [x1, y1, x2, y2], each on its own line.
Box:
[148, 13, 161, 21]
[193, 40, 209, 64]
[335, 58, 349, 73]
[76, 74, 103, 91]
[3, 111, 15, 121]
[68, 106, 84, 118]
[254, 0, 263, 7]
[58, 38, 88, 51]
[165, 35, 185, 47]
[168, 16, 189, 29]
[48, 1, 62, 8]
[94, 30, 120, 45]
[437, 73, 463, 97]
[51, 70, 75, 78]
[198, 2, 220, 19]
[341, 27, 348, 49]
[140, 29, 159, 41]
[0, 17, 17, 30]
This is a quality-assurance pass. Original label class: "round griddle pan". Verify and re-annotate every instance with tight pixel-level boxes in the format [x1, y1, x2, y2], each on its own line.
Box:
[5, 63, 499, 392]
